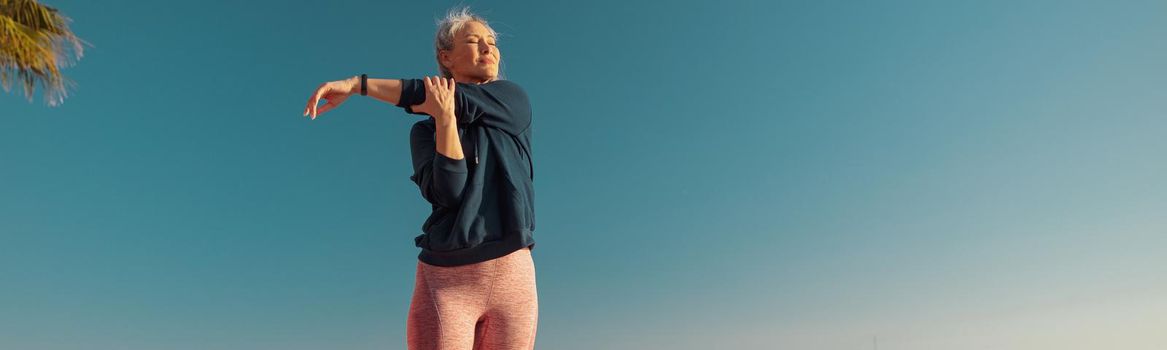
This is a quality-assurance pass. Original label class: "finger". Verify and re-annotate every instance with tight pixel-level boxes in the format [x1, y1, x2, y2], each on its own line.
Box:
[447, 77, 455, 91]
[305, 84, 318, 115]
[305, 94, 315, 117]
[306, 83, 324, 117]
[314, 84, 341, 118]
[312, 85, 329, 118]
[308, 93, 318, 118]
[316, 100, 337, 117]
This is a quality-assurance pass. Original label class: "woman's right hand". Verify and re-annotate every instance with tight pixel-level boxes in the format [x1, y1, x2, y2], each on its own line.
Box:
[303, 76, 359, 120]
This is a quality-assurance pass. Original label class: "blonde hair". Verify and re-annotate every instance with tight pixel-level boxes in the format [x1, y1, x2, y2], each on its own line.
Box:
[434, 5, 505, 80]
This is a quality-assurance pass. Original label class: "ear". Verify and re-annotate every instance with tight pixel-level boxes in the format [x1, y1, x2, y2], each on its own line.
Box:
[438, 50, 451, 69]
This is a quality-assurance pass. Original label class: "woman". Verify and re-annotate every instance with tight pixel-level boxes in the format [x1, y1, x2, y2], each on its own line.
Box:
[301, 6, 538, 350]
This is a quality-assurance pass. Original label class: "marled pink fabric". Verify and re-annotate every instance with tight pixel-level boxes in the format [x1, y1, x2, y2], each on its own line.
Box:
[407, 247, 538, 350]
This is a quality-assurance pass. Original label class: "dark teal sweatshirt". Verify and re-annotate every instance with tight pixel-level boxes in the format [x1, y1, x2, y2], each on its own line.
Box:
[397, 78, 536, 267]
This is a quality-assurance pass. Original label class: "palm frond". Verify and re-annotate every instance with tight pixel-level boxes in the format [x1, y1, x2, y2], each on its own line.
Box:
[0, 0, 90, 106]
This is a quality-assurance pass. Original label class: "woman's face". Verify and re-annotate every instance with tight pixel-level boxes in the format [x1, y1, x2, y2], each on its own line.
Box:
[441, 21, 500, 84]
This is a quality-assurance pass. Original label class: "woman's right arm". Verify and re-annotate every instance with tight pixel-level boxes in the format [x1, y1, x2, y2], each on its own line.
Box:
[364, 78, 403, 106]
[304, 76, 405, 119]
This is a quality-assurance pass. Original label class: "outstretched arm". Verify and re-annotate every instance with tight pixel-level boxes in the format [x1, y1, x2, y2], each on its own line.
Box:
[364, 78, 404, 106]
[303, 76, 405, 119]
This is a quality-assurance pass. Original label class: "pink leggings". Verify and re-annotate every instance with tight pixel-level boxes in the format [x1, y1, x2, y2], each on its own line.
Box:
[407, 247, 538, 350]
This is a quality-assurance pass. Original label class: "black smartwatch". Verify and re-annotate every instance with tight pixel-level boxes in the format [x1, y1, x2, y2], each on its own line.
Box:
[360, 74, 367, 96]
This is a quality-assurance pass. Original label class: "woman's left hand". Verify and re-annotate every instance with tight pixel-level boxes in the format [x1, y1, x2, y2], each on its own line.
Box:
[411, 76, 457, 122]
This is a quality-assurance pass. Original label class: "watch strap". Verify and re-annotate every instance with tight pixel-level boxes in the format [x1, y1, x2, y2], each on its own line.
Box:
[360, 74, 367, 96]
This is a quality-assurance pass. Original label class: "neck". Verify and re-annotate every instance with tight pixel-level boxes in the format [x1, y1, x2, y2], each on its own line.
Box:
[453, 74, 494, 85]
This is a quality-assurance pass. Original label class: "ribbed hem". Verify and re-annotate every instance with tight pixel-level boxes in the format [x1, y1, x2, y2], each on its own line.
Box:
[418, 229, 536, 267]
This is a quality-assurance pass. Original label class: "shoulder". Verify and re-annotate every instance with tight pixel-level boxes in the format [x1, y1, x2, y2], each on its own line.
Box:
[486, 79, 524, 90]
[481, 79, 529, 100]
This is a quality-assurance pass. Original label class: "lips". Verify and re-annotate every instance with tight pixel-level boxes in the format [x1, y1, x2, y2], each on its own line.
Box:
[479, 58, 495, 64]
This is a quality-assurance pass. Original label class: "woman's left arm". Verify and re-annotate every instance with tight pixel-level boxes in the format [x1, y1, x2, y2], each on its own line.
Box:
[409, 122, 468, 209]
[397, 79, 531, 136]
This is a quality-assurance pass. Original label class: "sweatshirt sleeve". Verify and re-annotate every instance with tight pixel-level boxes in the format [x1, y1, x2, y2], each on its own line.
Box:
[408, 121, 468, 209]
[396, 78, 429, 116]
[396, 79, 532, 136]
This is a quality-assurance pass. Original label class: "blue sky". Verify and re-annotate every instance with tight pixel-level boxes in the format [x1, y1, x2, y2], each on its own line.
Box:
[2, 0, 1165, 349]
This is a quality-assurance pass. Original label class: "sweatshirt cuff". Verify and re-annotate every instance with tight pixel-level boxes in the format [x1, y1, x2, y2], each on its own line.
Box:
[434, 152, 468, 173]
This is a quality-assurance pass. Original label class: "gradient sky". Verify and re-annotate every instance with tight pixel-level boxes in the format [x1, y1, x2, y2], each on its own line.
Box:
[3, 0, 1165, 349]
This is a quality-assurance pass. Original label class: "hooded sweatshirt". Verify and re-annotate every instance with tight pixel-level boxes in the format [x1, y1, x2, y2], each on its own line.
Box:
[398, 78, 536, 267]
